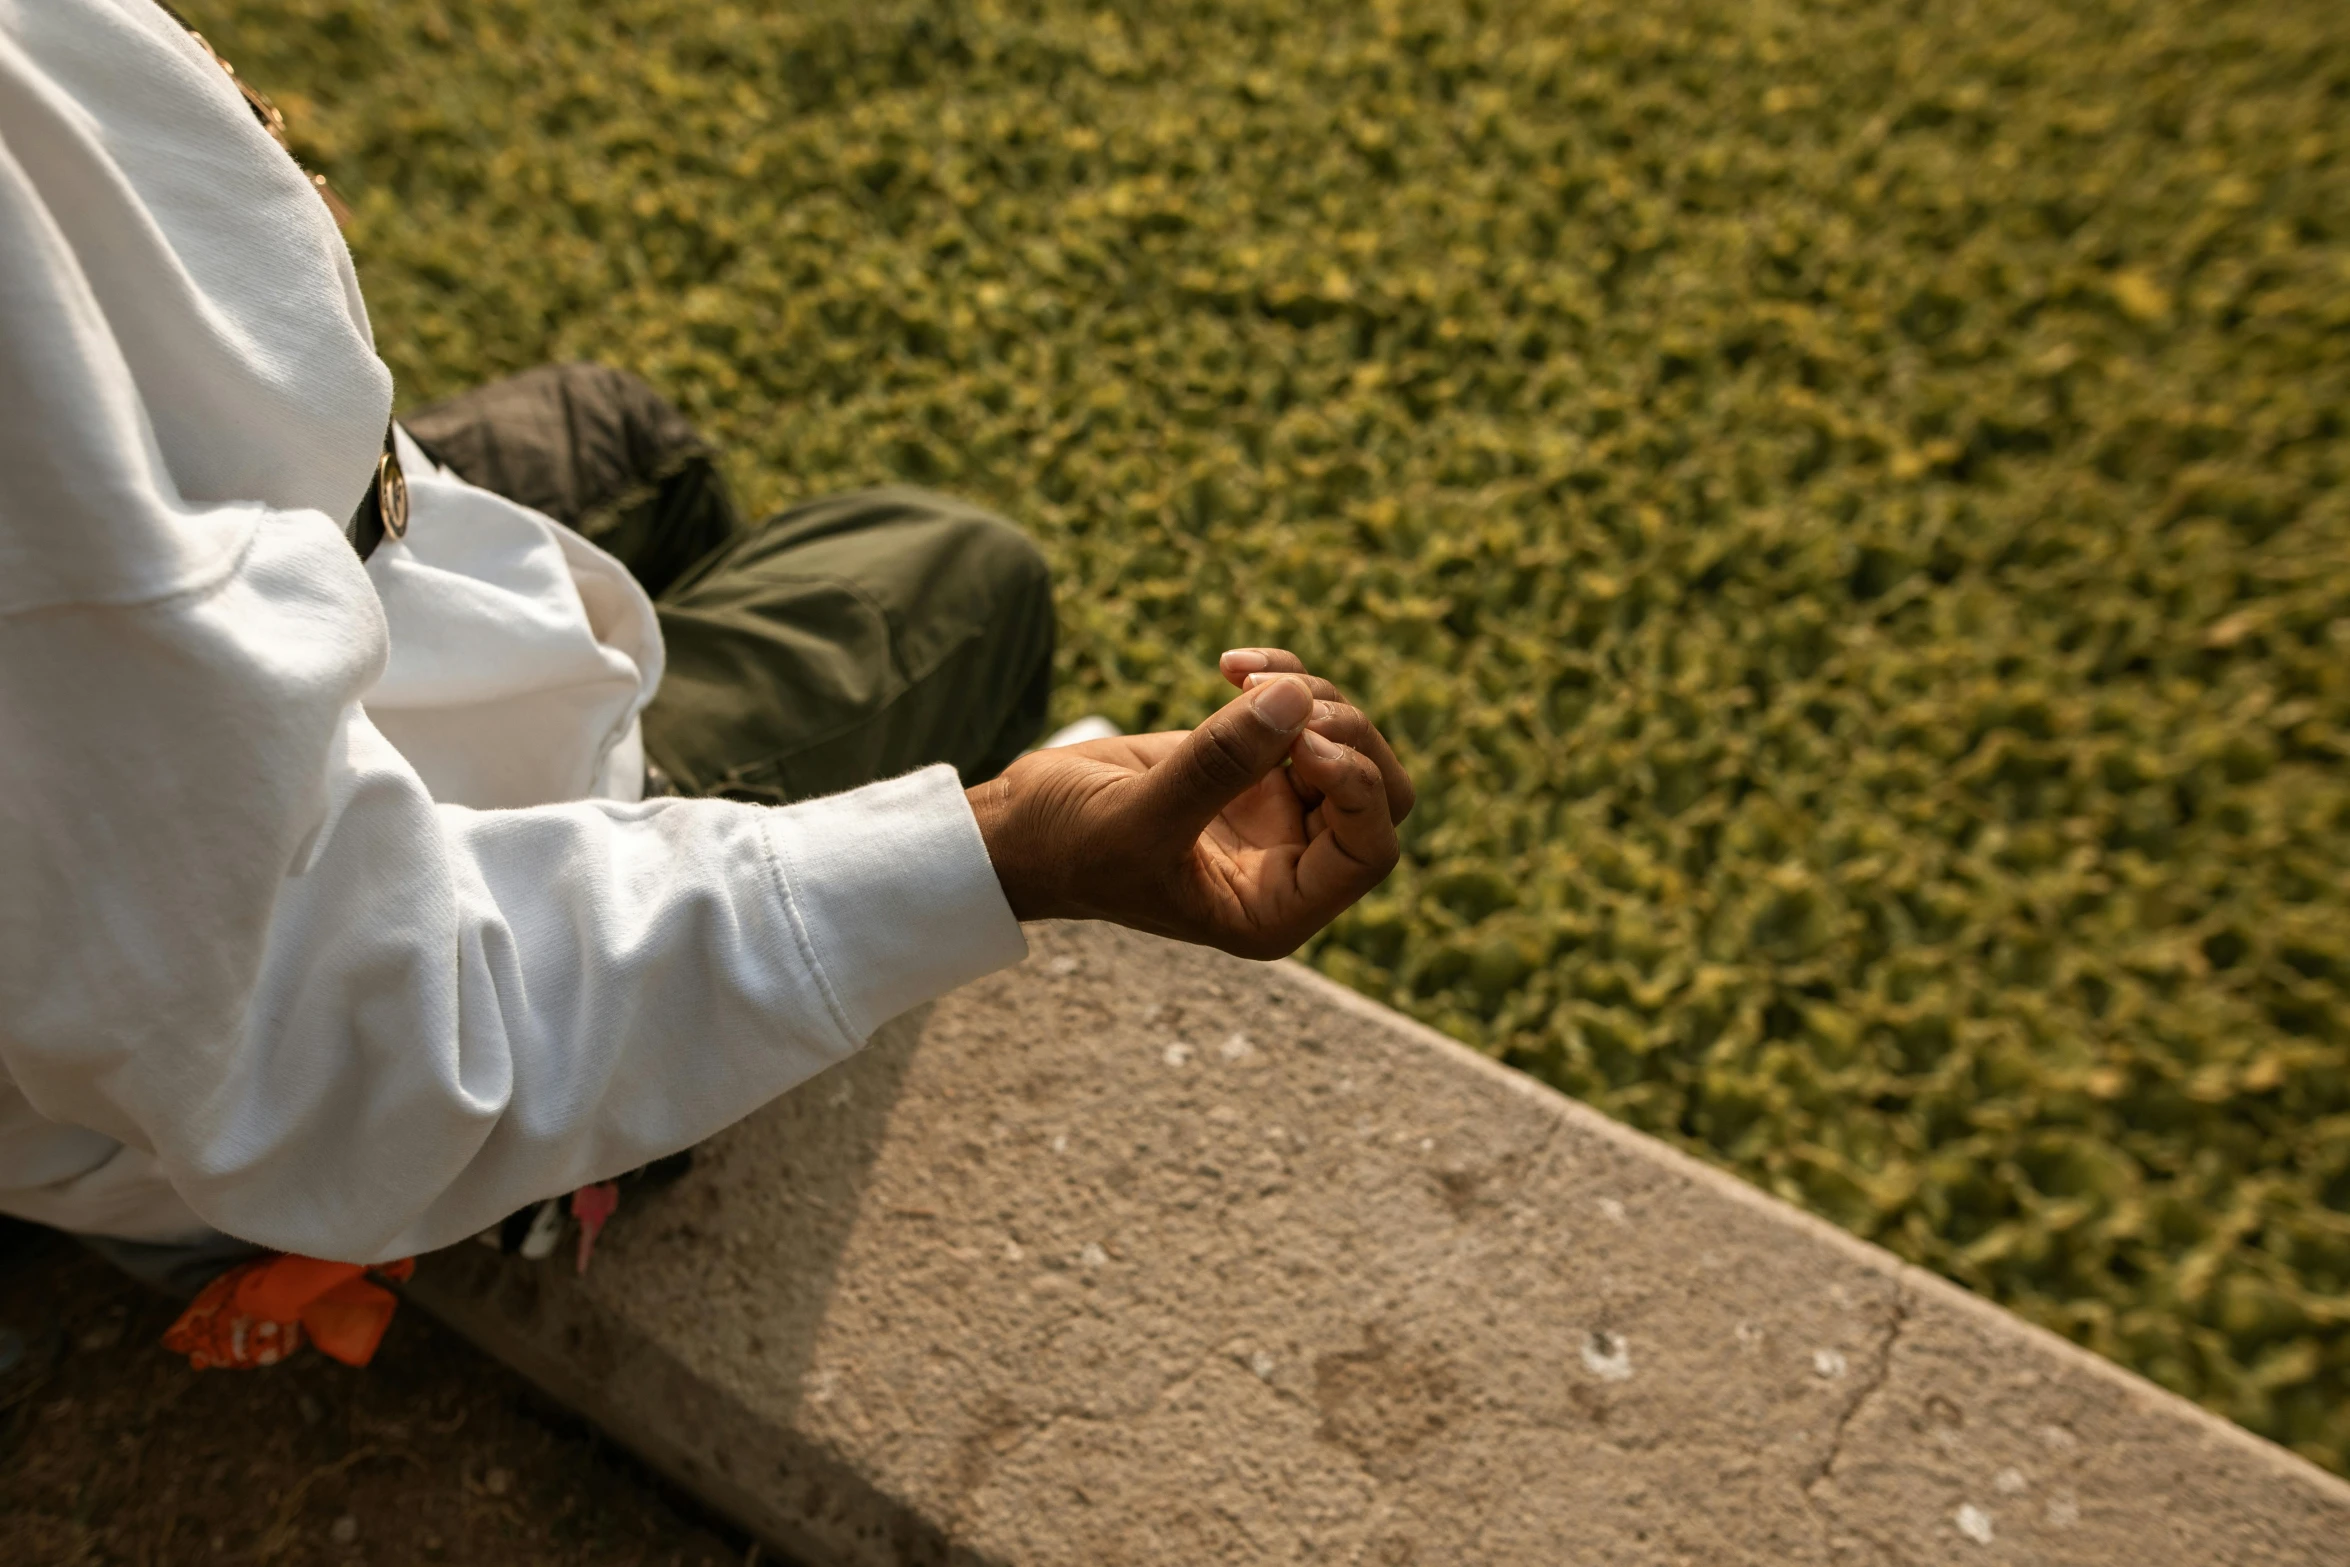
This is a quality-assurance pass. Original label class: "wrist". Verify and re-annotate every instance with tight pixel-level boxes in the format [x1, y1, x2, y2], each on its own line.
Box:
[968, 774, 1051, 922]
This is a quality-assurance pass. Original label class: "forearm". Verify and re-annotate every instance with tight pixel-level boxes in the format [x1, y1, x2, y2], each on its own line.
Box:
[2, 518, 1022, 1260]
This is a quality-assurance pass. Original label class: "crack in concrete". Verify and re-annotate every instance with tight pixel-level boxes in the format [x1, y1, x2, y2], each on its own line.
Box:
[1800, 1281, 1911, 1558]
[973, 1343, 1222, 1483]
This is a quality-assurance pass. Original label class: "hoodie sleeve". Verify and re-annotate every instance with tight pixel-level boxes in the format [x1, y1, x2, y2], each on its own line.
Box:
[0, 92, 1025, 1261]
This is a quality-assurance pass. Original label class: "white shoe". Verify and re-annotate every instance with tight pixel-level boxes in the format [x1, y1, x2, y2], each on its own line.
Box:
[516, 1198, 566, 1260]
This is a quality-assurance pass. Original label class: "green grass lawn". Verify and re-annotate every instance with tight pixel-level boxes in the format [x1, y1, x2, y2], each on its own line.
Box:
[194, 0, 2350, 1471]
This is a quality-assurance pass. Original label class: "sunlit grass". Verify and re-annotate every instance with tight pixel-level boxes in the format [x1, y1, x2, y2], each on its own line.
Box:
[198, 0, 2350, 1470]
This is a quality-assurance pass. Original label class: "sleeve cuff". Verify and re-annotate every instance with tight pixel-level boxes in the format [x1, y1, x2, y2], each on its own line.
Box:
[757, 763, 1029, 1041]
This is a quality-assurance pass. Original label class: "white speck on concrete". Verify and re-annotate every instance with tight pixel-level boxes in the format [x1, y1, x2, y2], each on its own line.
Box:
[808, 1369, 837, 1405]
[1419, 1137, 1435, 1152]
[1336, 1076, 1357, 1093]
[2038, 1422, 2079, 1452]
[329, 1515, 358, 1546]
[1249, 1350, 1276, 1380]
[1003, 1239, 1024, 1262]
[1051, 1134, 1069, 1154]
[1735, 1320, 1764, 1351]
[1079, 1241, 1109, 1268]
[1955, 1503, 1994, 1545]
[1047, 955, 1080, 976]
[1597, 1197, 1627, 1223]
[1582, 1330, 1633, 1383]
[1813, 1348, 1848, 1379]
[1163, 1042, 1192, 1067]
[2046, 1492, 2080, 1529]
[1994, 1467, 2027, 1495]
[1218, 1031, 1256, 1061]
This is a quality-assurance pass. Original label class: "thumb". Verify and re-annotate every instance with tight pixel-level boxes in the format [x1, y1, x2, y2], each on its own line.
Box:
[1139, 675, 1315, 837]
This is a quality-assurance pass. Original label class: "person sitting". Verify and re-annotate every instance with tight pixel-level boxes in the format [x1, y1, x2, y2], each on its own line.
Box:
[0, 0, 1412, 1341]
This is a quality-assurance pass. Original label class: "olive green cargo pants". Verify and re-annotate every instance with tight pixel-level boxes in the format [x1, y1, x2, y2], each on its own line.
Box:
[403, 363, 1055, 802]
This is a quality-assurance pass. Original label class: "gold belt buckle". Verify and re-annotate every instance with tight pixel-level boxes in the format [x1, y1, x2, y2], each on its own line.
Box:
[376, 441, 408, 541]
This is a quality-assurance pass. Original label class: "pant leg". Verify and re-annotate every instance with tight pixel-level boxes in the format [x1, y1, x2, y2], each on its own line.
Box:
[401, 363, 743, 599]
[644, 486, 1055, 803]
[405, 362, 1055, 801]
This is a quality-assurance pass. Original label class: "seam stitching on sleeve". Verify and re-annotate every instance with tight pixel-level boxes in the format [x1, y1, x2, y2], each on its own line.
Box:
[752, 814, 862, 1053]
[0, 505, 275, 624]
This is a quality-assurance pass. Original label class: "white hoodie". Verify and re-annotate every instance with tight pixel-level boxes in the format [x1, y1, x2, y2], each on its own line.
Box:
[0, 0, 1026, 1260]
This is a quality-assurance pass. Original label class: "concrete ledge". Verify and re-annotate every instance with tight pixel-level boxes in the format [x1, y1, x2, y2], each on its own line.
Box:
[406, 922, 2350, 1564]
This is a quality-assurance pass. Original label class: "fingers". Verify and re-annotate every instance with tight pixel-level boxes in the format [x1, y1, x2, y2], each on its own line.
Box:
[1139, 675, 1316, 838]
[1302, 700, 1416, 822]
[1221, 648, 1415, 821]
[1220, 647, 1308, 686]
[1250, 672, 1346, 703]
[1286, 729, 1400, 914]
[1224, 650, 1344, 704]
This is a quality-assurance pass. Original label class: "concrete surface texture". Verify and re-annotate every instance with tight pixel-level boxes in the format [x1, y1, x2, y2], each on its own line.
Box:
[407, 922, 2350, 1565]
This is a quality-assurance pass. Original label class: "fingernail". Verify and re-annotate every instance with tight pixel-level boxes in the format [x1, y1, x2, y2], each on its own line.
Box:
[1222, 649, 1269, 673]
[1310, 700, 1342, 724]
[1243, 672, 1268, 689]
[1297, 729, 1341, 761]
[1252, 676, 1312, 732]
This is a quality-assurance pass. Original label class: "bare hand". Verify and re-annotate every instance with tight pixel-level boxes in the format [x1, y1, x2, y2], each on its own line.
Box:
[966, 651, 1414, 960]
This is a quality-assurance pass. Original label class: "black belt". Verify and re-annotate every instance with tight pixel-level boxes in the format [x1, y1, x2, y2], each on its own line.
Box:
[347, 422, 408, 561]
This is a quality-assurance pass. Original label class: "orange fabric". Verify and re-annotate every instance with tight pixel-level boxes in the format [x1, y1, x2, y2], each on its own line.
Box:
[163, 1254, 415, 1370]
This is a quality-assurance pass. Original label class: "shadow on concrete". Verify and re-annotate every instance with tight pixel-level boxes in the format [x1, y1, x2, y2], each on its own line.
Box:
[0, 1216, 752, 1564]
[404, 1004, 982, 1565]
